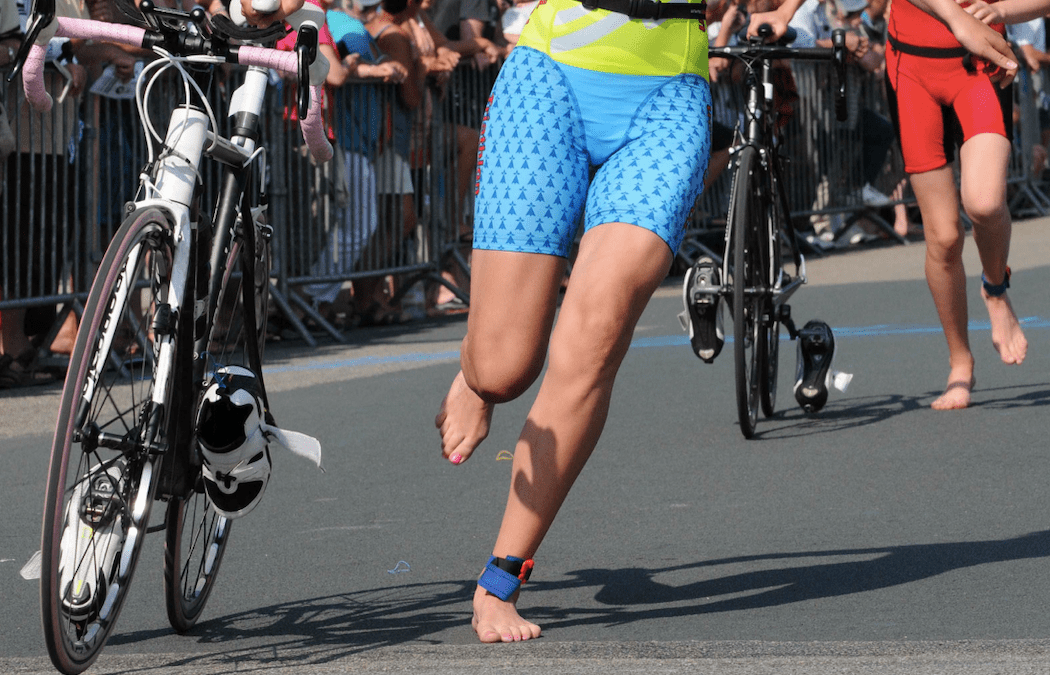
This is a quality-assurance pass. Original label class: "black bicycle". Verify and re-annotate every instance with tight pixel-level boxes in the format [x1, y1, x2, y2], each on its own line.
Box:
[698, 26, 847, 438]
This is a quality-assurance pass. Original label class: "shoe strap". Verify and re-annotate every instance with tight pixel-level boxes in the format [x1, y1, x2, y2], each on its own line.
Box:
[477, 555, 534, 601]
[981, 266, 1011, 297]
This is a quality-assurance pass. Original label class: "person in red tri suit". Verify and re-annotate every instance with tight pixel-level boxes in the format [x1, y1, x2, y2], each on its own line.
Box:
[749, 0, 1026, 410]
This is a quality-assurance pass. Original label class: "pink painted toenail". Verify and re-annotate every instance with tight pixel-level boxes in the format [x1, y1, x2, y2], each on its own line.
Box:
[450, 454, 462, 464]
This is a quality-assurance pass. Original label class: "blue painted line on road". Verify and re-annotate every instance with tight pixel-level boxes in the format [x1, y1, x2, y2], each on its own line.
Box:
[633, 316, 1050, 349]
[265, 350, 460, 374]
[265, 317, 1049, 374]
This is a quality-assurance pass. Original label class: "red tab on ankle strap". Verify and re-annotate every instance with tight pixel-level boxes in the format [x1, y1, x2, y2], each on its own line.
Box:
[518, 559, 534, 582]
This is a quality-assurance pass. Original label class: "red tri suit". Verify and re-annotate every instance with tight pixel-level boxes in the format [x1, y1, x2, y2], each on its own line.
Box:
[885, 0, 1012, 174]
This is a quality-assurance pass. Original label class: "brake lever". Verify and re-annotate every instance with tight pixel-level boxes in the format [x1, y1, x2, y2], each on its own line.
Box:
[295, 22, 318, 120]
[7, 0, 56, 83]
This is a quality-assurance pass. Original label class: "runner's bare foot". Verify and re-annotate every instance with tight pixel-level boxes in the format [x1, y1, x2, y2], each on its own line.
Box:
[982, 289, 1027, 365]
[435, 370, 493, 464]
[472, 585, 541, 643]
[931, 365, 976, 410]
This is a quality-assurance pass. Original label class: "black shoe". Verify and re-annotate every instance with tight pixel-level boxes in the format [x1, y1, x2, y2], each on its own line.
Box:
[679, 257, 724, 363]
[794, 320, 835, 413]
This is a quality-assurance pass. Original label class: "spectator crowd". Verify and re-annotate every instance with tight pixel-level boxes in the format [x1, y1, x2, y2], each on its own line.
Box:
[3, 0, 1050, 389]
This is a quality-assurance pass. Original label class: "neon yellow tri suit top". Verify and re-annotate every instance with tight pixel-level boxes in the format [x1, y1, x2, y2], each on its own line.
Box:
[516, 0, 709, 79]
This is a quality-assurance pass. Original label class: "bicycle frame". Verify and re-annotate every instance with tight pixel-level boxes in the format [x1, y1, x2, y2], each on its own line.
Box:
[737, 56, 806, 308]
[20, 6, 332, 441]
[699, 28, 847, 438]
[708, 30, 847, 318]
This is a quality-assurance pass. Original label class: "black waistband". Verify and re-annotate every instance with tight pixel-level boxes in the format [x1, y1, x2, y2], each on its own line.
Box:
[887, 33, 968, 59]
[578, 0, 706, 20]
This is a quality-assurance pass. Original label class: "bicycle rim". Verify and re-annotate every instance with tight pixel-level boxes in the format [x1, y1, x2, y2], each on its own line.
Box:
[163, 200, 270, 632]
[729, 146, 764, 439]
[41, 207, 176, 674]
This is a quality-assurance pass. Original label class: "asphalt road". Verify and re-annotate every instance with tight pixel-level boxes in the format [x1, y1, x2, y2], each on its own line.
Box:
[3, 219, 1050, 674]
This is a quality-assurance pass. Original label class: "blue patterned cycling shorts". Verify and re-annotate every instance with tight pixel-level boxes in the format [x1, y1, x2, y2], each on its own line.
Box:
[472, 46, 713, 258]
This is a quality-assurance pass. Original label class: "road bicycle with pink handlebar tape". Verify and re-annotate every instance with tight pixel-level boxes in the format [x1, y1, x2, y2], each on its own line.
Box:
[9, 0, 332, 671]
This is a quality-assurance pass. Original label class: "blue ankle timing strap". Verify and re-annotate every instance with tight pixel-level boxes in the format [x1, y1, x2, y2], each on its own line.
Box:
[982, 267, 1011, 297]
[477, 556, 534, 601]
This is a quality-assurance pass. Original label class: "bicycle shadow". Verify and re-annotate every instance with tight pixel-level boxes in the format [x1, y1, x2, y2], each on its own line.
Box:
[107, 529, 1050, 669]
[754, 391, 925, 439]
[106, 577, 476, 665]
[754, 381, 1050, 440]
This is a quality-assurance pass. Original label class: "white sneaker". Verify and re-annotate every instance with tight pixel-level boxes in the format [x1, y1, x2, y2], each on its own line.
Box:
[860, 183, 892, 207]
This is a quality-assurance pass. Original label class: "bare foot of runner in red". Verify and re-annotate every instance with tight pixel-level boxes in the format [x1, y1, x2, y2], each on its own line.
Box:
[982, 288, 1027, 365]
[472, 585, 541, 643]
[931, 373, 977, 410]
[436, 370, 493, 464]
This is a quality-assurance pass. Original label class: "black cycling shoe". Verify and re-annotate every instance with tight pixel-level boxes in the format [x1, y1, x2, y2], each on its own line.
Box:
[794, 319, 835, 413]
[680, 257, 724, 363]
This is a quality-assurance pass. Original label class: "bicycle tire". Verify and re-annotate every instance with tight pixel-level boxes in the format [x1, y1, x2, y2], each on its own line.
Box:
[163, 190, 271, 633]
[41, 207, 178, 674]
[759, 302, 779, 418]
[759, 171, 785, 418]
[729, 146, 765, 439]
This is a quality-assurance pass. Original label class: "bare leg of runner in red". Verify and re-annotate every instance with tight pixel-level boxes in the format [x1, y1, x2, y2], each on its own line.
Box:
[959, 134, 1028, 367]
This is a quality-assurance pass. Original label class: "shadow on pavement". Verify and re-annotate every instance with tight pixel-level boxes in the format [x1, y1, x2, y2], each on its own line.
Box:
[756, 382, 1050, 440]
[542, 528, 1050, 629]
[107, 530, 1050, 666]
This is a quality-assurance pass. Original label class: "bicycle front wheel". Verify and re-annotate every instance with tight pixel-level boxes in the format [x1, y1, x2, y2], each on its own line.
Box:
[759, 172, 786, 418]
[41, 207, 177, 674]
[163, 194, 271, 632]
[728, 146, 766, 439]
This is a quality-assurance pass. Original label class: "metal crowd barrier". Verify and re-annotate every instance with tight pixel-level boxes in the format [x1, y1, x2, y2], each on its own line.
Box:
[3, 53, 1047, 358]
[1008, 62, 1050, 218]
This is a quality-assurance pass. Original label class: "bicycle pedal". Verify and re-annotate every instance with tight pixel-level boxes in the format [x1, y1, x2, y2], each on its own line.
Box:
[794, 320, 835, 413]
[682, 258, 724, 364]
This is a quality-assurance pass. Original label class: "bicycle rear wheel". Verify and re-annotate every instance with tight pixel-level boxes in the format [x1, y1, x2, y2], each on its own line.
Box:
[163, 191, 271, 632]
[759, 305, 779, 418]
[728, 146, 766, 439]
[41, 207, 177, 674]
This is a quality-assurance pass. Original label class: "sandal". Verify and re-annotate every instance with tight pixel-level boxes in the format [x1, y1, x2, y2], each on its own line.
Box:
[0, 349, 56, 389]
[981, 266, 1011, 297]
[431, 298, 469, 315]
[477, 556, 534, 601]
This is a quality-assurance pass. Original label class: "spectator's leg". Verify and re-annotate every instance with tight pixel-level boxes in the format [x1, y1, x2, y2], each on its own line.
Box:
[455, 123, 479, 234]
[704, 146, 731, 191]
[892, 178, 915, 238]
[861, 108, 894, 187]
